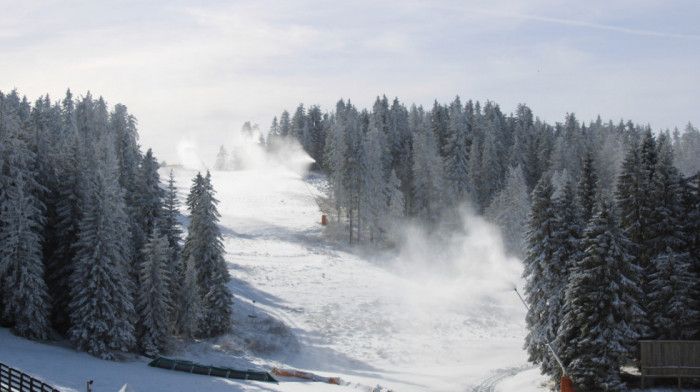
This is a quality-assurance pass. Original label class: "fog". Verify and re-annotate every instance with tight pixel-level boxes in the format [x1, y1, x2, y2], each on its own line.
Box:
[392, 206, 526, 320]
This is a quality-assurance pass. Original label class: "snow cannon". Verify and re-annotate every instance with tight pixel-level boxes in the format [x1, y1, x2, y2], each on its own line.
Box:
[561, 376, 575, 392]
[515, 288, 576, 392]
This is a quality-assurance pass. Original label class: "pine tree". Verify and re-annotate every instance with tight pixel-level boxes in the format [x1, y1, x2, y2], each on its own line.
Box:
[110, 103, 143, 282]
[360, 121, 389, 243]
[160, 170, 183, 322]
[411, 108, 444, 224]
[443, 96, 471, 207]
[562, 196, 644, 392]
[183, 171, 232, 337]
[135, 148, 163, 240]
[68, 169, 136, 359]
[0, 92, 52, 340]
[647, 249, 698, 339]
[578, 151, 598, 223]
[675, 123, 700, 176]
[387, 98, 412, 214]
[214, 145, 229, 170]
[137, 231, 173, 356]
[485, 165, 530, 258]
[266, 116, 282, 155]
[323, 102, 348, 223]
[68, 107, 136, 359]
[546, 180, 584, 381]
[645, 133, 698, 338]
[44, 90, 82, 333]
[176, 256, 202, 340]
[522, 175, 558, 371]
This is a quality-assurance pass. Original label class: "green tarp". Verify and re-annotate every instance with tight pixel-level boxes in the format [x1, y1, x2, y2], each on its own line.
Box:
[148, 357, 278, 383]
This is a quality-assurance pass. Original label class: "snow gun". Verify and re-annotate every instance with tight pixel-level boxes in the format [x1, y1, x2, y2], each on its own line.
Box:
[514, 288, 575, 392]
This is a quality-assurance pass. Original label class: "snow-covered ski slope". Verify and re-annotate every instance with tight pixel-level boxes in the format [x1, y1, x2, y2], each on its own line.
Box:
[0, 165, 549, 392]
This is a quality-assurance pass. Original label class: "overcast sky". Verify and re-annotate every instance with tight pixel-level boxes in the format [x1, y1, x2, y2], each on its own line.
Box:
[2, 0, 699, 165]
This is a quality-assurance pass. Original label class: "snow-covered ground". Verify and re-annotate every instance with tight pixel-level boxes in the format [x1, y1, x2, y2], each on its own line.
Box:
[1, 164, 551, 392]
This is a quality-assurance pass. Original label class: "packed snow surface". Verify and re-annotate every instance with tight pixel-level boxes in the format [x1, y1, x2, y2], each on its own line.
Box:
[1, 165, 550, 392]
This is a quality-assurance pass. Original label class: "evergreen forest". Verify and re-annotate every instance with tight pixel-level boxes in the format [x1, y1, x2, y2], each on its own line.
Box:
[0, 89, 232, 359]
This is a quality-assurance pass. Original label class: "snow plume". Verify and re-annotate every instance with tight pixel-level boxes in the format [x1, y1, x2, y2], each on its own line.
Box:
[393, 206, 525, 320]
[216, 127, 314, 176]
[221, 123, 267, 170]
[176, 136, 208, 170]
[265, 136, 315, 176]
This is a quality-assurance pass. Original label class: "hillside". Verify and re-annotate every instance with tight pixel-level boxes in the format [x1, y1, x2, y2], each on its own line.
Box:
[1, 165, 543, 392]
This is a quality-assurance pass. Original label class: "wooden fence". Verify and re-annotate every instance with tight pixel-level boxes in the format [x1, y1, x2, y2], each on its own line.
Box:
[0, 362, 60, 392]
[640, 340, 700, 389]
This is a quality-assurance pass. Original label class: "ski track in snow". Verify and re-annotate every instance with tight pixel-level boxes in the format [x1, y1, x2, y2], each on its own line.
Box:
[464, 365, 535, 392]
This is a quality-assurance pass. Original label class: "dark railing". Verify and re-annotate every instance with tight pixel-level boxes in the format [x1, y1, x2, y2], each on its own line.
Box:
[0, 362, 61, 392]
[640, 340, 700, 389]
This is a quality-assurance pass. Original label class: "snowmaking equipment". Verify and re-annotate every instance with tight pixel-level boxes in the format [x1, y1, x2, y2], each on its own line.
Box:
[514, 288, 575, 392]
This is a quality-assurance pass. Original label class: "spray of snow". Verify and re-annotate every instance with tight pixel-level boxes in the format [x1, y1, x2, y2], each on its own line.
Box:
[392, 205, 525, 320]
[231, 129, 315, 176]
[175, 126, 314, 177]
[176, 136, 208, 171]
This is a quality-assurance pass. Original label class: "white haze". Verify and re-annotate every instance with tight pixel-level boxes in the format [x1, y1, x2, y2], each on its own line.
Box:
[177, 128, 315, 177]
[392, 206, 526, 320]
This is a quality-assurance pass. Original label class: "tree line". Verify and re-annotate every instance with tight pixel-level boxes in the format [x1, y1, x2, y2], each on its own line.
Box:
[0, 89, 232, 359]
[273, 95, 699, 391]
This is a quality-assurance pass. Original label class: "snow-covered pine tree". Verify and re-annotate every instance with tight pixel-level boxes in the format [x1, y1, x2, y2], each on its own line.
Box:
[675, 123, 700, 177]
[522, 174, 558, 372]
[176, 256, 202, 340]
[371, 95, 392, 179]
[478, 122, 504, 212]
[360, 120, 389, 243]
[562, 195, 644, 392]
[411, 108, 444, 224]
[0, 91, 52, 340]
[185, 172, 205, 213]
[385, 169, 405, 235]
[645, 133, 698, 338]
[306, 105, 326, 170]
[279, 110, 291, 137]
[135, 148, 163, 240]
[323, 102, 347, 223]
[159, 170, 183, 323]
[110, 103, 143, 281]
[137, 230, 173, 356]
[291, 104, 307, 148]
[214, 145, 229, 170]
[647, 249, 698, 339]
[337, 102, 364, 242]
[615, 135, 654, 322]
[44, 90, 83, 333]
[509, 104, 540, 192]
[68, 98, 136, 359]
[430, 101, 450, 158]
[546, 179, 584, 382]
[266, 117, 281, 155]
[485, 165, 530, 258]
[577, 151, 598, 223]
[680, 173, 700, 338]
[443, 96, 471, 208]
[183, 171, 232, 337]
[387, 98, 412, 214]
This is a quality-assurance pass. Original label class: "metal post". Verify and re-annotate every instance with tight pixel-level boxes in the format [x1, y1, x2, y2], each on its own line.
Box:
[514, 288, 569, 377]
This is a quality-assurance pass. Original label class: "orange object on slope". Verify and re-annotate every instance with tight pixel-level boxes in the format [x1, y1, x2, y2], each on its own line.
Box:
[271, 368, 343, 385]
